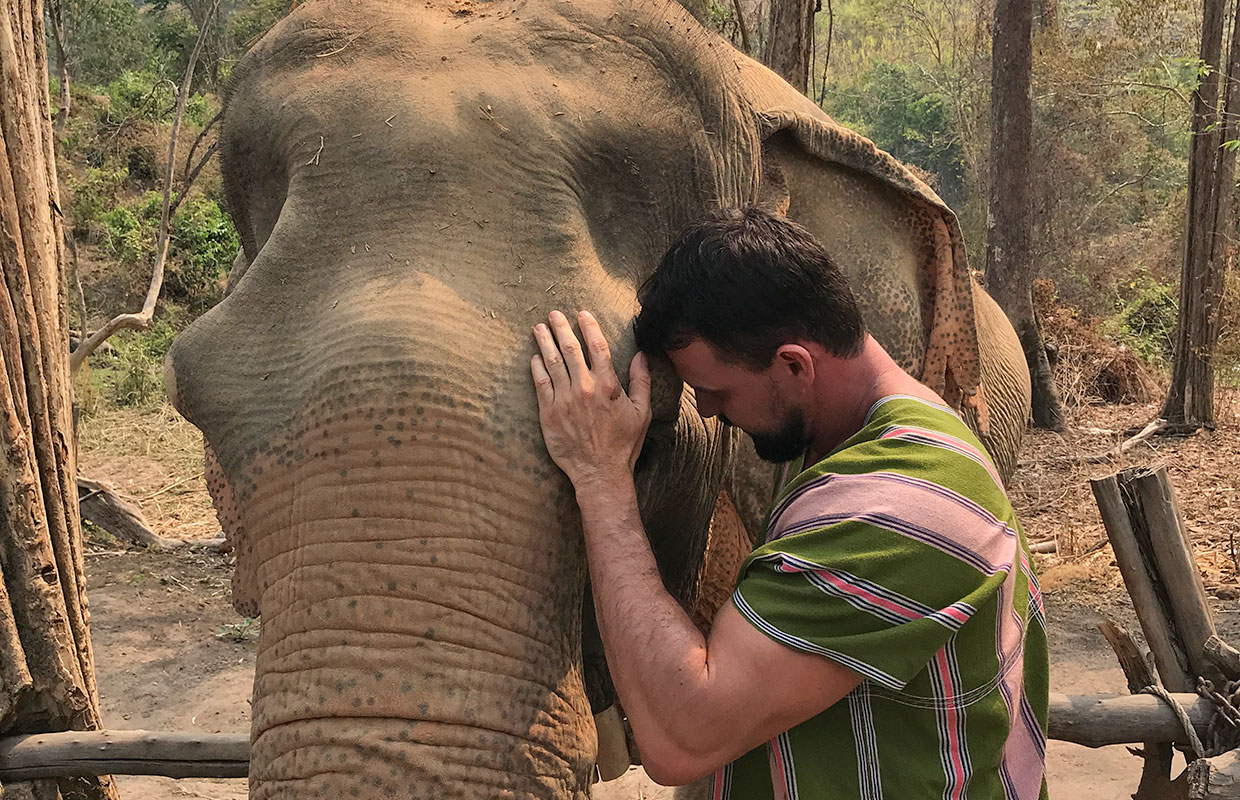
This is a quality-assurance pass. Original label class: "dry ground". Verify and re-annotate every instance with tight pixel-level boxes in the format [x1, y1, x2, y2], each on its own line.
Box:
[75, 398, 1240, 799]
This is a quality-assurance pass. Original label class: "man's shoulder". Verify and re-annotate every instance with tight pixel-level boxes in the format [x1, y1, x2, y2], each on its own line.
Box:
[765, 395, 1018, 548]
[796, 395, 1003, 492]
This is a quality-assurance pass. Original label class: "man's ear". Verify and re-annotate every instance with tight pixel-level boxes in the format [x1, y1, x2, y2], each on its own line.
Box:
[775, 344, 815, 384]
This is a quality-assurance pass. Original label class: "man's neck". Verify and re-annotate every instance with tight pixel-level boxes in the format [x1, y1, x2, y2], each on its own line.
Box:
[802, 336, 939, 464]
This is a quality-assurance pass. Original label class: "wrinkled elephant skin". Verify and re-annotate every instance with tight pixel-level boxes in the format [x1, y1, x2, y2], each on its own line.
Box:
[166, 1, 1030, 797]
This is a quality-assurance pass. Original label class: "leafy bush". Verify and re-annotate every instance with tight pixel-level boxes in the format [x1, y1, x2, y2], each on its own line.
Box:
[105, 322, 177, 407]
[166, 194, 238, 307]
[95, 190, 237, 307]
[102, 70, 175, 124]
[100, 205, 150, 266]
[1103, 276, 1179, 366]
[101, 319, 177, 407]
[66, 163, 129, 230]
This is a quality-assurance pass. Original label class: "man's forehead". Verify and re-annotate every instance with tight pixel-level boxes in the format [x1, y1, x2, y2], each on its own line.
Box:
[666, 340, 736, 388]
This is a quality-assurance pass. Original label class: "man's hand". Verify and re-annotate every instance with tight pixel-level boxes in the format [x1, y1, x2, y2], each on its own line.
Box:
[531, 310, 652, 490]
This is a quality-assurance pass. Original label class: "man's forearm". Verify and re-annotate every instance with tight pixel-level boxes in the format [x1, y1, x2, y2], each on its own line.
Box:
[573, 478, 717, 770]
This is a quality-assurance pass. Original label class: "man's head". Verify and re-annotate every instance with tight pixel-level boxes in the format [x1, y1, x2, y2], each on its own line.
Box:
[633, 207, 866, 461]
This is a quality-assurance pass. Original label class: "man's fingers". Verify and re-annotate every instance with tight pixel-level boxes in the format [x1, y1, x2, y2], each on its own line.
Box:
[577, 311, 615, 376]
[531, 354, 555, 406]
[533, 322, 571, 388]
[629, 352, 652, 416]
[547, 310, 589, 383]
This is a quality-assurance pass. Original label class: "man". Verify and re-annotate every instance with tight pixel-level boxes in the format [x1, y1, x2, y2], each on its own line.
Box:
[530, 207, 1047, 799]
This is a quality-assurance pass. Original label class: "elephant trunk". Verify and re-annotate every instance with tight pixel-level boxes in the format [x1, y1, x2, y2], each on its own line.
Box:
[170, 293, 601, 797]
[237, 418, 595, 798]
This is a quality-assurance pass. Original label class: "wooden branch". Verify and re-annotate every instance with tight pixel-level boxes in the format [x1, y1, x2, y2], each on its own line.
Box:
[68, 0, 220, 375]
[1049, 692, 1213, 748]
[181, 109, 221, 186]
[731, 0, 751, 53]
[1098, 619, 1175, 799]
[1130, 466, 1223, 684]
[0, 730, 248, 781]
[77, 477, 184, 550]
[1205, 635, 1240, 681]
[0, 693, 1218, 781]
[1030, 417, 1169, 466]
[1100, 619, 1158, 693]
[1092, 473, 1195, 691]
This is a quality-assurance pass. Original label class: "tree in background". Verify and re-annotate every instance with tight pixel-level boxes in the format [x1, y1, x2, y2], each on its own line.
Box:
[0, 0, 118, 797]
[1162, 0, 1240, 429]
[764, 0, 818, 93]
[986, 0, 1065, 429]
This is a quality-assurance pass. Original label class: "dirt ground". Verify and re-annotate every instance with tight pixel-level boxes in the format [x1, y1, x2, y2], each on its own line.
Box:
[76, 398, 1240, 799]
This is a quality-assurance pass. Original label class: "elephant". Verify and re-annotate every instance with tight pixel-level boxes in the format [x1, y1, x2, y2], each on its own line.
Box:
[163, 0, 1032, 797]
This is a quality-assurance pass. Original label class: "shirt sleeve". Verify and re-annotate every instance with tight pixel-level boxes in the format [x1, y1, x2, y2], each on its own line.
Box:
[731, 519, 1010, 691]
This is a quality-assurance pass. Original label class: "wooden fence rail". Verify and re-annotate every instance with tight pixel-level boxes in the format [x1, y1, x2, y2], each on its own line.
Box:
[0, 692, 1218, 781]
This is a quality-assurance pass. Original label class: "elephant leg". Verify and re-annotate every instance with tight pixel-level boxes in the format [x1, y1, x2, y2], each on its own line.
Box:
[968, 286, 1032, 483]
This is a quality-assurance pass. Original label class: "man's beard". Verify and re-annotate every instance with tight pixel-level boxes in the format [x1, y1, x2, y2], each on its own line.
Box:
[750, 408, 810, 463]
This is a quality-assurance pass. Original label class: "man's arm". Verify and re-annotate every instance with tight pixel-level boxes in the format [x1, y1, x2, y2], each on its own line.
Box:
[531, 310, 862, 786]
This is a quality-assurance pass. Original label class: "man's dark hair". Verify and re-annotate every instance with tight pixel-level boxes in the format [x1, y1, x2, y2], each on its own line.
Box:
[634, 206, 866, 368]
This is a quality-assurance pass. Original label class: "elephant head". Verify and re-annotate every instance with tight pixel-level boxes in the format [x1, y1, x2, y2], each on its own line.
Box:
[165, 1, 1028, 797]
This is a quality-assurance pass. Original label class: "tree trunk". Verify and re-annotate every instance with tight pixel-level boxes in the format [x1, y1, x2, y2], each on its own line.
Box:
[0, 0, 117, 798]
[46, 0, 68, 133]
[1162, 0, 1237, 429]
[985, 0, 1065, 430]
[762, 0, 816, 94]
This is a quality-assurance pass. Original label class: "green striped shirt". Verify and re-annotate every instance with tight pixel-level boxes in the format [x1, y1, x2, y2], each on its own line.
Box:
[714, 395, 1048, 800]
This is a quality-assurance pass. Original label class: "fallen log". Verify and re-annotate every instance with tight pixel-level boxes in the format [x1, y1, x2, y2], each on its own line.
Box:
[0, 730, 248, 780]
[78, 477, 185, 550]
[0, 693, 1219, 780]
[1048, 692, 1212, 749]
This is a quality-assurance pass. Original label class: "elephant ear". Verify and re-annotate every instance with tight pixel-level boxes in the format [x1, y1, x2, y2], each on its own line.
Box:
[735, 61, 988, 428]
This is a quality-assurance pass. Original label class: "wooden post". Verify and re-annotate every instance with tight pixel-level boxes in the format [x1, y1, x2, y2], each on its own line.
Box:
[1092, 473, 1194, 691]
[1099, 619, 1176, 799]
[0, 0, 117, 797]
[1130, 466, 1223, 685]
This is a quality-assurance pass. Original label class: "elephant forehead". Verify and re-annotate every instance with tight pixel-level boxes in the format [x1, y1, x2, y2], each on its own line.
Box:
[231, 0, 726, 151]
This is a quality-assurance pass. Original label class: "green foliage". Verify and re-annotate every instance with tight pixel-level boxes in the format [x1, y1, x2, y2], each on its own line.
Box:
[217, 617, 261, 641]
[100, 205, 149, 266]
[66, 163, 128, 230]
[823, 61, 967, 204]
[92, 188, 236, 308]
[148, 10, 200, 83]
[1103, 276, 1179, 365]
[58, 0, 155, 86]
[228, 0, 293, 49]
[102, 70, 175, 123]
[104, 321, 178, 407]
[82, 519, 121, 548]
[167, 194, 238, 307]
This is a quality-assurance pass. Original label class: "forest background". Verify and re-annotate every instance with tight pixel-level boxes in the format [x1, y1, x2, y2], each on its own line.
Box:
[55, 0, 1230, 446]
